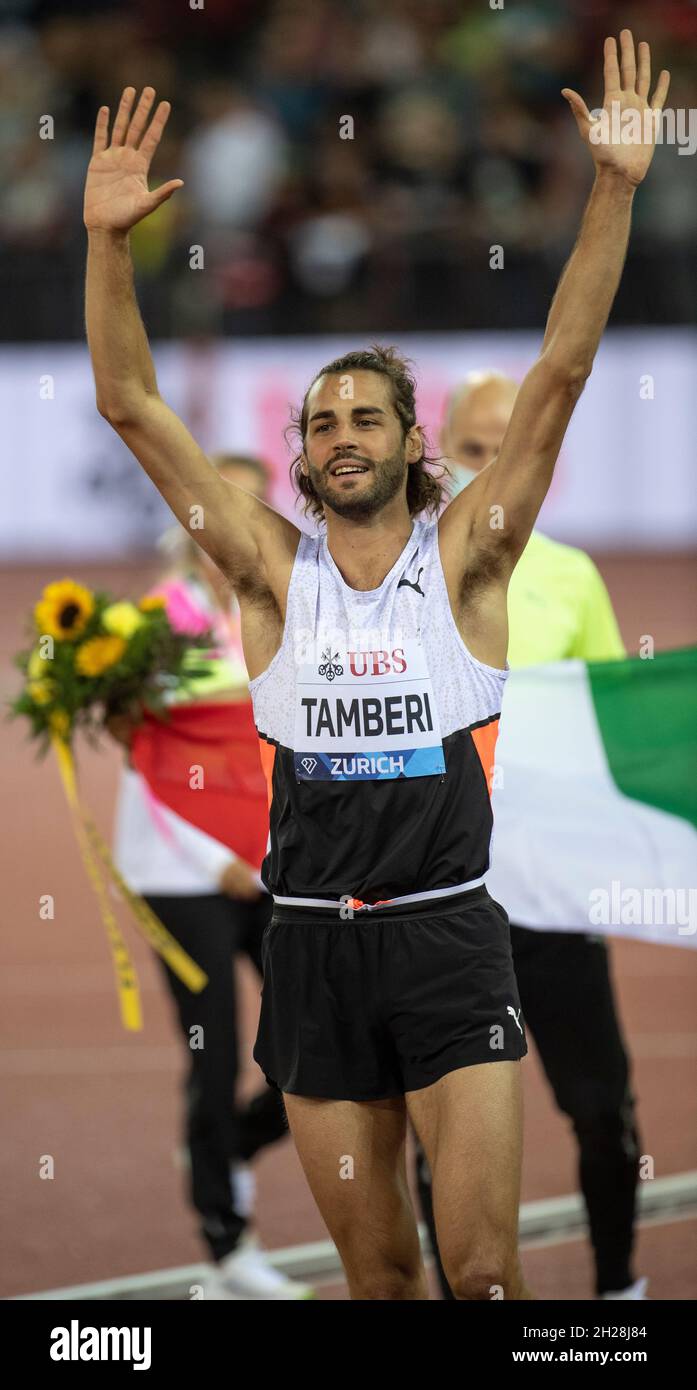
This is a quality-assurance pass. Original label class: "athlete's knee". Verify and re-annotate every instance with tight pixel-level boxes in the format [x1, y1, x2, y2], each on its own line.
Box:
[443, 1243, 519, 1301]
[340, 1228, 425, 1300]
[348, 1259, 426, 1300]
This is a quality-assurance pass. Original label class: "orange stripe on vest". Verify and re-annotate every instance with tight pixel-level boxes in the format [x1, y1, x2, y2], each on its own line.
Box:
[470, 718, 500, 796]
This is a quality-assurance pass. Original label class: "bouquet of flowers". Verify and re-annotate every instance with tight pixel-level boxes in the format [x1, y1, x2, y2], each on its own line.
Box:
[11, 577, 214, 751]
[9, 577, 214, 1031]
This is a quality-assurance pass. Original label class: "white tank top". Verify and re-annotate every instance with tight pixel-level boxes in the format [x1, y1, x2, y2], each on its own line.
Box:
[250, 517, 507, 909]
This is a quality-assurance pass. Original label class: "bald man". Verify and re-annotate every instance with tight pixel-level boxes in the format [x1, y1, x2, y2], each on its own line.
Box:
[413, 372, 645, 1301]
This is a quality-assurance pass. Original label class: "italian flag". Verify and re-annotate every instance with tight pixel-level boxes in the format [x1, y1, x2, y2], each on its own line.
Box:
[487, 647, 697, 948]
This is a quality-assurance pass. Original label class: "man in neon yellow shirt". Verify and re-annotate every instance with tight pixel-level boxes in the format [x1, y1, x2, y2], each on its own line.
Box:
[414, 372, 644, 1301]
[445, 371, 626, 667]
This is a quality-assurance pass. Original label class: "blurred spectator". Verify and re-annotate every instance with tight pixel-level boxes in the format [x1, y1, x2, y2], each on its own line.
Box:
[185, 81, 287, 232]
[0, 0, 694, 338]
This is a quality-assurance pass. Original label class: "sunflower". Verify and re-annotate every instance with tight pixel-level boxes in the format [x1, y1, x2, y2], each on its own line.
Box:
[76, 635, 127, 677]
[102, 601, 146, 639]
[138, 594, 167, 613]
[34, 580, 95, 642]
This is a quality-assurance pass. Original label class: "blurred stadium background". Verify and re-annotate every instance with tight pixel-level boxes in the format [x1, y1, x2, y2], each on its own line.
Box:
[2, 0, 696, 1300]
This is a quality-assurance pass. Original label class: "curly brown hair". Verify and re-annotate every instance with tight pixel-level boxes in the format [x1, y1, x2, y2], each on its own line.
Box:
[287, 344, 450, 522]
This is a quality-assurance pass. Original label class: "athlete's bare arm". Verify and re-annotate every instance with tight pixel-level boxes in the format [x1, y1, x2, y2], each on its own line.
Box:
[439, 31, 669, 667]
[84, 88, 300, 675]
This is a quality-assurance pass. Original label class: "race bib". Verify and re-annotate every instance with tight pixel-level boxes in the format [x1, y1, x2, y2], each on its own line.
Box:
[293, 638, 446, 781]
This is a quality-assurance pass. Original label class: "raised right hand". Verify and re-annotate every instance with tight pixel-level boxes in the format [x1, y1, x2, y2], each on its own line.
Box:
[84, 86, 184, 233]
[562, 31, 670, 188]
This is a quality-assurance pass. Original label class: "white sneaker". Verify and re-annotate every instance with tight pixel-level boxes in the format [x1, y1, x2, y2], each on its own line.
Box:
[201, 1235, 315, 1301]
[600, 1277, 649, 1300]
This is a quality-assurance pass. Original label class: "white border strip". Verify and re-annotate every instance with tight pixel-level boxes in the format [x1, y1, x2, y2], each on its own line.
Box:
[13, 1170, 697, 1301]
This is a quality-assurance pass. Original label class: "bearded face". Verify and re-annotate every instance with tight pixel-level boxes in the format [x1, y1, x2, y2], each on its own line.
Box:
[304, 441, 409, 520]
[301, 370, 418, 521]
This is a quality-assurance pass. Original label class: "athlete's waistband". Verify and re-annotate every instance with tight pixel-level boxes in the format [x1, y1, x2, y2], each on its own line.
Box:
[271, 876, 487, 915]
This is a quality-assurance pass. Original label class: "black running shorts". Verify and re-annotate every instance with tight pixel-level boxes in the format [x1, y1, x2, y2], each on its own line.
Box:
[253, 886, 527, 1101]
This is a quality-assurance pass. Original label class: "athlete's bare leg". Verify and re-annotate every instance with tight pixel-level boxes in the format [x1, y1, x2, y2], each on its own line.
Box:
[282, 1093, 428, 1299]
[406, 1061, 533, 1300]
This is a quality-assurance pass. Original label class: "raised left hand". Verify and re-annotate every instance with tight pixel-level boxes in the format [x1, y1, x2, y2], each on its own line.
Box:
[562, 29, 670, 187]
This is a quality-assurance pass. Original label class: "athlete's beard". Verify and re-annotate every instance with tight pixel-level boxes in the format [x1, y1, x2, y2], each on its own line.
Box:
[307, 444, 408, 520]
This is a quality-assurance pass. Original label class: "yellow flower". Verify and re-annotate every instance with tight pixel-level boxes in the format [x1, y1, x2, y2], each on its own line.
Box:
[34, 580, 95, 642]
[101, 602, 146, 640]
[27, 679, 53, 705]
[138, 594, 167, 612]
[76, 635, 126, 677]
[49, 709, 71, 739]
[28, 646, 53, 679]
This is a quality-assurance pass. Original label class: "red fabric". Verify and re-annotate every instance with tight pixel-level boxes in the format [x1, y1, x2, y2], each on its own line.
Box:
[131, 702, 269, 867]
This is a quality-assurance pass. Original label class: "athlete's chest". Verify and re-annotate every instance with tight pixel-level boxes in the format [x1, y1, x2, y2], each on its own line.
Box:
[250, 525, 505, 770]
[292, 543, 443, 781]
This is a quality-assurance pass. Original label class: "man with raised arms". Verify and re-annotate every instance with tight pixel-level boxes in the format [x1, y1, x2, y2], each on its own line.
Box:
[84, 33, 668, 1299]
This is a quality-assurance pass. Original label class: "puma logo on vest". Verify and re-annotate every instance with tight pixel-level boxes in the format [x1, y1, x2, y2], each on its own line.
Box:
[398, 565, 425, 597]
